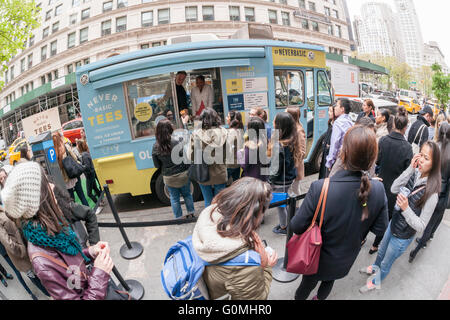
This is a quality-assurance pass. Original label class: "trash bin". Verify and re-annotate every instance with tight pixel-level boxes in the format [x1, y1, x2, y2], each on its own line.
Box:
[29, 131, 65, 191]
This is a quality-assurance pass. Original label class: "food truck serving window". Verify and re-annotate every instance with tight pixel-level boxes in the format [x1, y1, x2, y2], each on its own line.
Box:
[124, 73, 177, 139]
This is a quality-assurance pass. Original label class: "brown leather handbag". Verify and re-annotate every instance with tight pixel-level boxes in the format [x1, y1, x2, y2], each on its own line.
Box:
[286, 178, 330, 275]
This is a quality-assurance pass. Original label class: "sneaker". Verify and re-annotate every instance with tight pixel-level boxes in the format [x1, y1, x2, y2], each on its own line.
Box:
[311, 295, 319, 300]
[1, 279, 7, 287]
[359, 265, 375, 275]
[272, 225, 287, 235]
[359, 280, 377, 294]
[415, 237, 427, 248]
[95, 206, 103, 215]
[5, 273, 13, 280]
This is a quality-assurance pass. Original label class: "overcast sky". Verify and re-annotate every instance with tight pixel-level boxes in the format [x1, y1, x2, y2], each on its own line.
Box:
[346, 0, 450, 66]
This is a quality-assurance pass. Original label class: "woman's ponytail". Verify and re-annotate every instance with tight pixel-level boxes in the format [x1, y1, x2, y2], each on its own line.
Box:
[359, 172, 371, 221]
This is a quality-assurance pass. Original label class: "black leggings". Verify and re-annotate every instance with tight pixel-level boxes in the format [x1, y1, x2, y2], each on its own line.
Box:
[295, 275, 335, 300]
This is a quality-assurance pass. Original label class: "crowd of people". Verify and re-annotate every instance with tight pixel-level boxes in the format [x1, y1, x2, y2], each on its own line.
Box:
[0, 96, 449, 300]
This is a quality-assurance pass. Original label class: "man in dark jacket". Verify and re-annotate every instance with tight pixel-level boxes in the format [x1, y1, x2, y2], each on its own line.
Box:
[407, 105, 434, 147]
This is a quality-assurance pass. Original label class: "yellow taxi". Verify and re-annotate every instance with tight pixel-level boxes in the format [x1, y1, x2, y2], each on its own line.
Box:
[0, 149, 6, 161]
[9, 140, 29, 166]
[8, 137, 26, 155]
[399, 98, 421, 114]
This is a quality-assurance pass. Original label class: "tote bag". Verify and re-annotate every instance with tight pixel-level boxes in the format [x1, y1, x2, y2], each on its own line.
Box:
[286, 178, 330, 275]
[62, 146, 85, 179]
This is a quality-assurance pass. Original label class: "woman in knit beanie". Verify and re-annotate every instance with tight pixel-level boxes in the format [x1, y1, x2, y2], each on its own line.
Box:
[0, 162, 113, 300]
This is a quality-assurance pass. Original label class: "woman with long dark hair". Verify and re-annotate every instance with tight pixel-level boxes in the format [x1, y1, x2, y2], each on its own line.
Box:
[357, 99, 375, 123]
[0, 162, 113, 299]
[76, 139, 101, 204]
[226, 111, 244, 182]
[286, 107, 306, 195]
[360, 141, 440, 293]
[370, 106, 413, 254]
[375, 109, 392, 141]
[189, 108, 229, 207]
[192, 177, 277, 300]
[290, 126, 389, 300]
[319, 106, 335, 179]
[239, 117, 269, 181]
[269, 112, 302, 235]
[152, 119, 195, 219]
[52, 132, 89, 207]
[409, 122, 450, 262]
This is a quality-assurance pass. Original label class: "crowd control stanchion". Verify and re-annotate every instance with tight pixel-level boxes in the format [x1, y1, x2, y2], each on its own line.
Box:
[272, 196, 300, 283]
[112, 266, 145, 300]
[104, 185, 144, 260]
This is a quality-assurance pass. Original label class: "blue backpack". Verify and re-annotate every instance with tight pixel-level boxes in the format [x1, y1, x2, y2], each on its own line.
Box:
[161, 235, 261, 300]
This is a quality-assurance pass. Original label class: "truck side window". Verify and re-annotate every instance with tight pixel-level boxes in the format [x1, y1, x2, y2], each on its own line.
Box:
[317, 70, 332, 106]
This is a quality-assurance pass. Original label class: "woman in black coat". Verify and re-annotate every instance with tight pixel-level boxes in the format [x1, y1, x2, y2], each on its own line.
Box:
[290, 126, 389, 300]
[319, 106, 335, 179]
[371, 107, 413, 254]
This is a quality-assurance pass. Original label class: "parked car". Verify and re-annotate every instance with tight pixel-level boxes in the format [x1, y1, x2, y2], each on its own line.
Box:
[62, 118, 84, 145]
[379, 91, 398, 104]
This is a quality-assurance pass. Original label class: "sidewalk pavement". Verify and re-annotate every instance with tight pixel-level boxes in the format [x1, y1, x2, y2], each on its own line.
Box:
[1, 175, 449, 300]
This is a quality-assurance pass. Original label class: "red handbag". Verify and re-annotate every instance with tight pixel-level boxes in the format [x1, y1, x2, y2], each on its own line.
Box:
[286, 178, 330, 275]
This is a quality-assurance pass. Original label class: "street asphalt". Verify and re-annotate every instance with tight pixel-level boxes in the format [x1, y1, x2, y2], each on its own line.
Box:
[1, 173, 449, 301]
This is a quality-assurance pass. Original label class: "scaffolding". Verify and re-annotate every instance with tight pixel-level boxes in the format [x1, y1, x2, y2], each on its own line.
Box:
[1, 84, 80, 146]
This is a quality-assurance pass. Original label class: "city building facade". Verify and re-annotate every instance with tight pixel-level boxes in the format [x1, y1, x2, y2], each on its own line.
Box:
[354, 1, 404, 62]
[423, 41, 449, 75]
[393, 0, 424, 69]
[0, 0, 353, 144]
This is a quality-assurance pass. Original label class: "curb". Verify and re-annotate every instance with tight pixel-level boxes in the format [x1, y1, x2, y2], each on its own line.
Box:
[438, 275, 450, 300]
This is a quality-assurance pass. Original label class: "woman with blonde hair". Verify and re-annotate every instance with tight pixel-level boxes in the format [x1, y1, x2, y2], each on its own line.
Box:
[285, 107, 306, 195]
[434, 113, 446, 142]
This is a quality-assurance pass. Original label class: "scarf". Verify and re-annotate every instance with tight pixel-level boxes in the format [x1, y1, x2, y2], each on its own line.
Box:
[22, 221, 90, 263]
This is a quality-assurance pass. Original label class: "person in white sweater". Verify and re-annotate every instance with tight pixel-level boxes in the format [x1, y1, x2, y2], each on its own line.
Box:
[190, 75, 213, 118]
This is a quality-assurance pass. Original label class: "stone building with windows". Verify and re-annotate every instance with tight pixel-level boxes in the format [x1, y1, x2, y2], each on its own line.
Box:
[0, 0, 353, 144]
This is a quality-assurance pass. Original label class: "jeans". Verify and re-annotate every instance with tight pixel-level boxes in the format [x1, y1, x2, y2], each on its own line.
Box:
[68, 178, 89, 207]
[199, 183, 226, 208]
[167, 183, 195, 219]
[373, 222, 414, 284]
[272, 184, 290, 229]
[295, 275, 335, 300]
[86, 174, 101, 204]
[227, 168, 241, 183]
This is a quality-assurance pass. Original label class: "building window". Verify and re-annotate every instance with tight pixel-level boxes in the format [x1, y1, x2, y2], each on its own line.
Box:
[80, 27, 89, 43]
[70, 13, 77, 25]
[47, 72, 52, 83]
[141, 44, 149, 49]
[336, 25, 342, 37]
[116, 16, 127, 32]
[41, 45, 47, 62]
[28, 54, 33, 69]
[312, 21, 319, 31]
[229, 6, 240, 21]
[324, 7, 330, 16]
[67, 64, 74, 74]
[10, 66, 14, 80]
[68, 32, 76, 48]
[72, 0, 80, 6]
[42, 27, 49, 39]
[55, 4, 62, 16]
[301, 18, 308, 29]
[202, 6, 214, 21]
[279, 0, 287, 4]
[245, 7, 255, 22]
[152, 42, 161, 47]
[52, 21, 59, 33]
[41, 76, 46, 85]
[308, 1, 316, 12]
[45, 10, 52, 21]
[185, 6, 198, 22]
[141, 11, 153, 27]
[142, 0, 153, 3]
[328, 25, 333, 35]
[268, 10, 278, 24]
[103, 1, 113, 12]
[84, 58, 90, 65]
[75, 61, 82, 70]
[101, 20, 112, 36]
[81, 8, 90, 21]
[20, 59, 25, 73]
[299, 0, 305, 9]
[54, 69, 59, 80]
[281, 12, 290, 26]
[29, 35, 35, 47]
[158, 9, 170, 25]
[333, 9, 339, 19]
[50, 40, 57, 56]
[117, 0, 127, 8]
